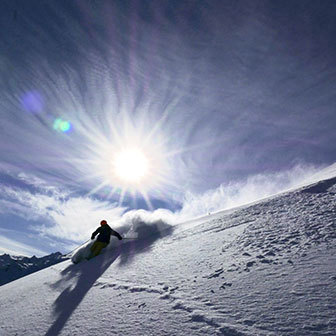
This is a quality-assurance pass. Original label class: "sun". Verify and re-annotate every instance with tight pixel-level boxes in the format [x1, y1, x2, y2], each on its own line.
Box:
[112, 148, 149, 184]
[82, 115, 175, 208]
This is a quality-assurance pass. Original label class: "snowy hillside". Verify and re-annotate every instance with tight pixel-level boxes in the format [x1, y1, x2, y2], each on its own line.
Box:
[0, 176, 335, 335]
[0, 252, 67, 286]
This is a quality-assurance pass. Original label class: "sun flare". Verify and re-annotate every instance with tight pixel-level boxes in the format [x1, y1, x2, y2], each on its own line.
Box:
[112, 148, 149, 184]
[83, 114, 176, 208]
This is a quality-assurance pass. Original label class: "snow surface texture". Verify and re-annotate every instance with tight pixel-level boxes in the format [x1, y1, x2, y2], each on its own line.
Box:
[0, 177, 335, 335]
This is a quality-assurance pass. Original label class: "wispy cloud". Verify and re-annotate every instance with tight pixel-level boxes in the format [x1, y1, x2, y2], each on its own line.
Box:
[1, 2, 336, 257]
[0, 233, 47, 257]
[0, 162, 333, 257]
[0, 180, 126, 243]
[1, 1, 335, 210]
[40, 197, 126, 242]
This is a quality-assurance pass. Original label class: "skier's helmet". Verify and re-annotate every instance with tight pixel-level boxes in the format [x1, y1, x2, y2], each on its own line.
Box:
[100, 220, 107, 226]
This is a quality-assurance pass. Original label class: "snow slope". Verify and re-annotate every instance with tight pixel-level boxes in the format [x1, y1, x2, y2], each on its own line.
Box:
[0, 175, 335, 335]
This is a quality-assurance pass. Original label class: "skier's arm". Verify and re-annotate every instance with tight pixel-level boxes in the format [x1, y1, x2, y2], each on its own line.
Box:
[111, 229, 122, 240]
[91, 227, 101, 240]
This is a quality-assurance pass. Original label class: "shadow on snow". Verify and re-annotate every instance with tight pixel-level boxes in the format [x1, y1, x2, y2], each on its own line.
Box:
[45, 222, 173, 336]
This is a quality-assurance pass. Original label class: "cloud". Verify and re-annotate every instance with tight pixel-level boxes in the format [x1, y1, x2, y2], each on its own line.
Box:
[0, 182, 126, 243]
[0, 161, 333, 260]
[41, 197, 126, 242]
[1, 1, 336, 210]
[1, 162, 330, 250]
[0, 233, 47, 257]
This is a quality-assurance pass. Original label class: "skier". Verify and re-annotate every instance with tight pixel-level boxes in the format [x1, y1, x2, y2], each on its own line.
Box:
[88, 220, 122, 259]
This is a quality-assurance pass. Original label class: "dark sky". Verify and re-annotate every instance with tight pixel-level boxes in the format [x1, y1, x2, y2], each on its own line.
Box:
[0, 0, 335, 255]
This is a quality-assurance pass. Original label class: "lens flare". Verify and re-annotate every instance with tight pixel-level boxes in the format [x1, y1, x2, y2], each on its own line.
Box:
[60, 120, 71, 132]
[21, 91, 44, 114]
[53, 118, 72, 133]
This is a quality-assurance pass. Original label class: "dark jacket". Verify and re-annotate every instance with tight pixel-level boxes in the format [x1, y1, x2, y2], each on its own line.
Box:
[91, 224, 122, 244]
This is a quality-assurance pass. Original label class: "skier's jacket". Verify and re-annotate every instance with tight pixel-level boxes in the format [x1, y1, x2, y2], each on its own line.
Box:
[91, 224, 122, 244]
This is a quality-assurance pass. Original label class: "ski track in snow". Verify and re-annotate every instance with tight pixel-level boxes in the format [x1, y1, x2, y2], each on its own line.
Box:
[0, 177, 336, 335]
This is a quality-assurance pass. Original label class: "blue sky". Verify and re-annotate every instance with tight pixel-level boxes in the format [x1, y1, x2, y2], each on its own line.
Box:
[1, 0, 335, 256]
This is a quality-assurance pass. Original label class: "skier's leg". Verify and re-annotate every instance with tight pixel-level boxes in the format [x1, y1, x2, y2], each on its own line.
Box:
[87, 244, 94, 260]
[91, 242, 107, 257]
[90, 241, 99, 254]
[87, 241, 100, 260]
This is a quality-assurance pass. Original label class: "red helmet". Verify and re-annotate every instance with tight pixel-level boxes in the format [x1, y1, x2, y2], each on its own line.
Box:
[100, 220, 107, 225]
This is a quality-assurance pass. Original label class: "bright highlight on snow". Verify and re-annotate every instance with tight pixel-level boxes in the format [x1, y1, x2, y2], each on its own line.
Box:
[113, 148, 149, 183]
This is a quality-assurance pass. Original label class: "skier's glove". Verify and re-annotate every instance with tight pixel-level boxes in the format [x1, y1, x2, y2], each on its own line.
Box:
[91, 235, 95, 240]
[118, 237, 122, 240]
